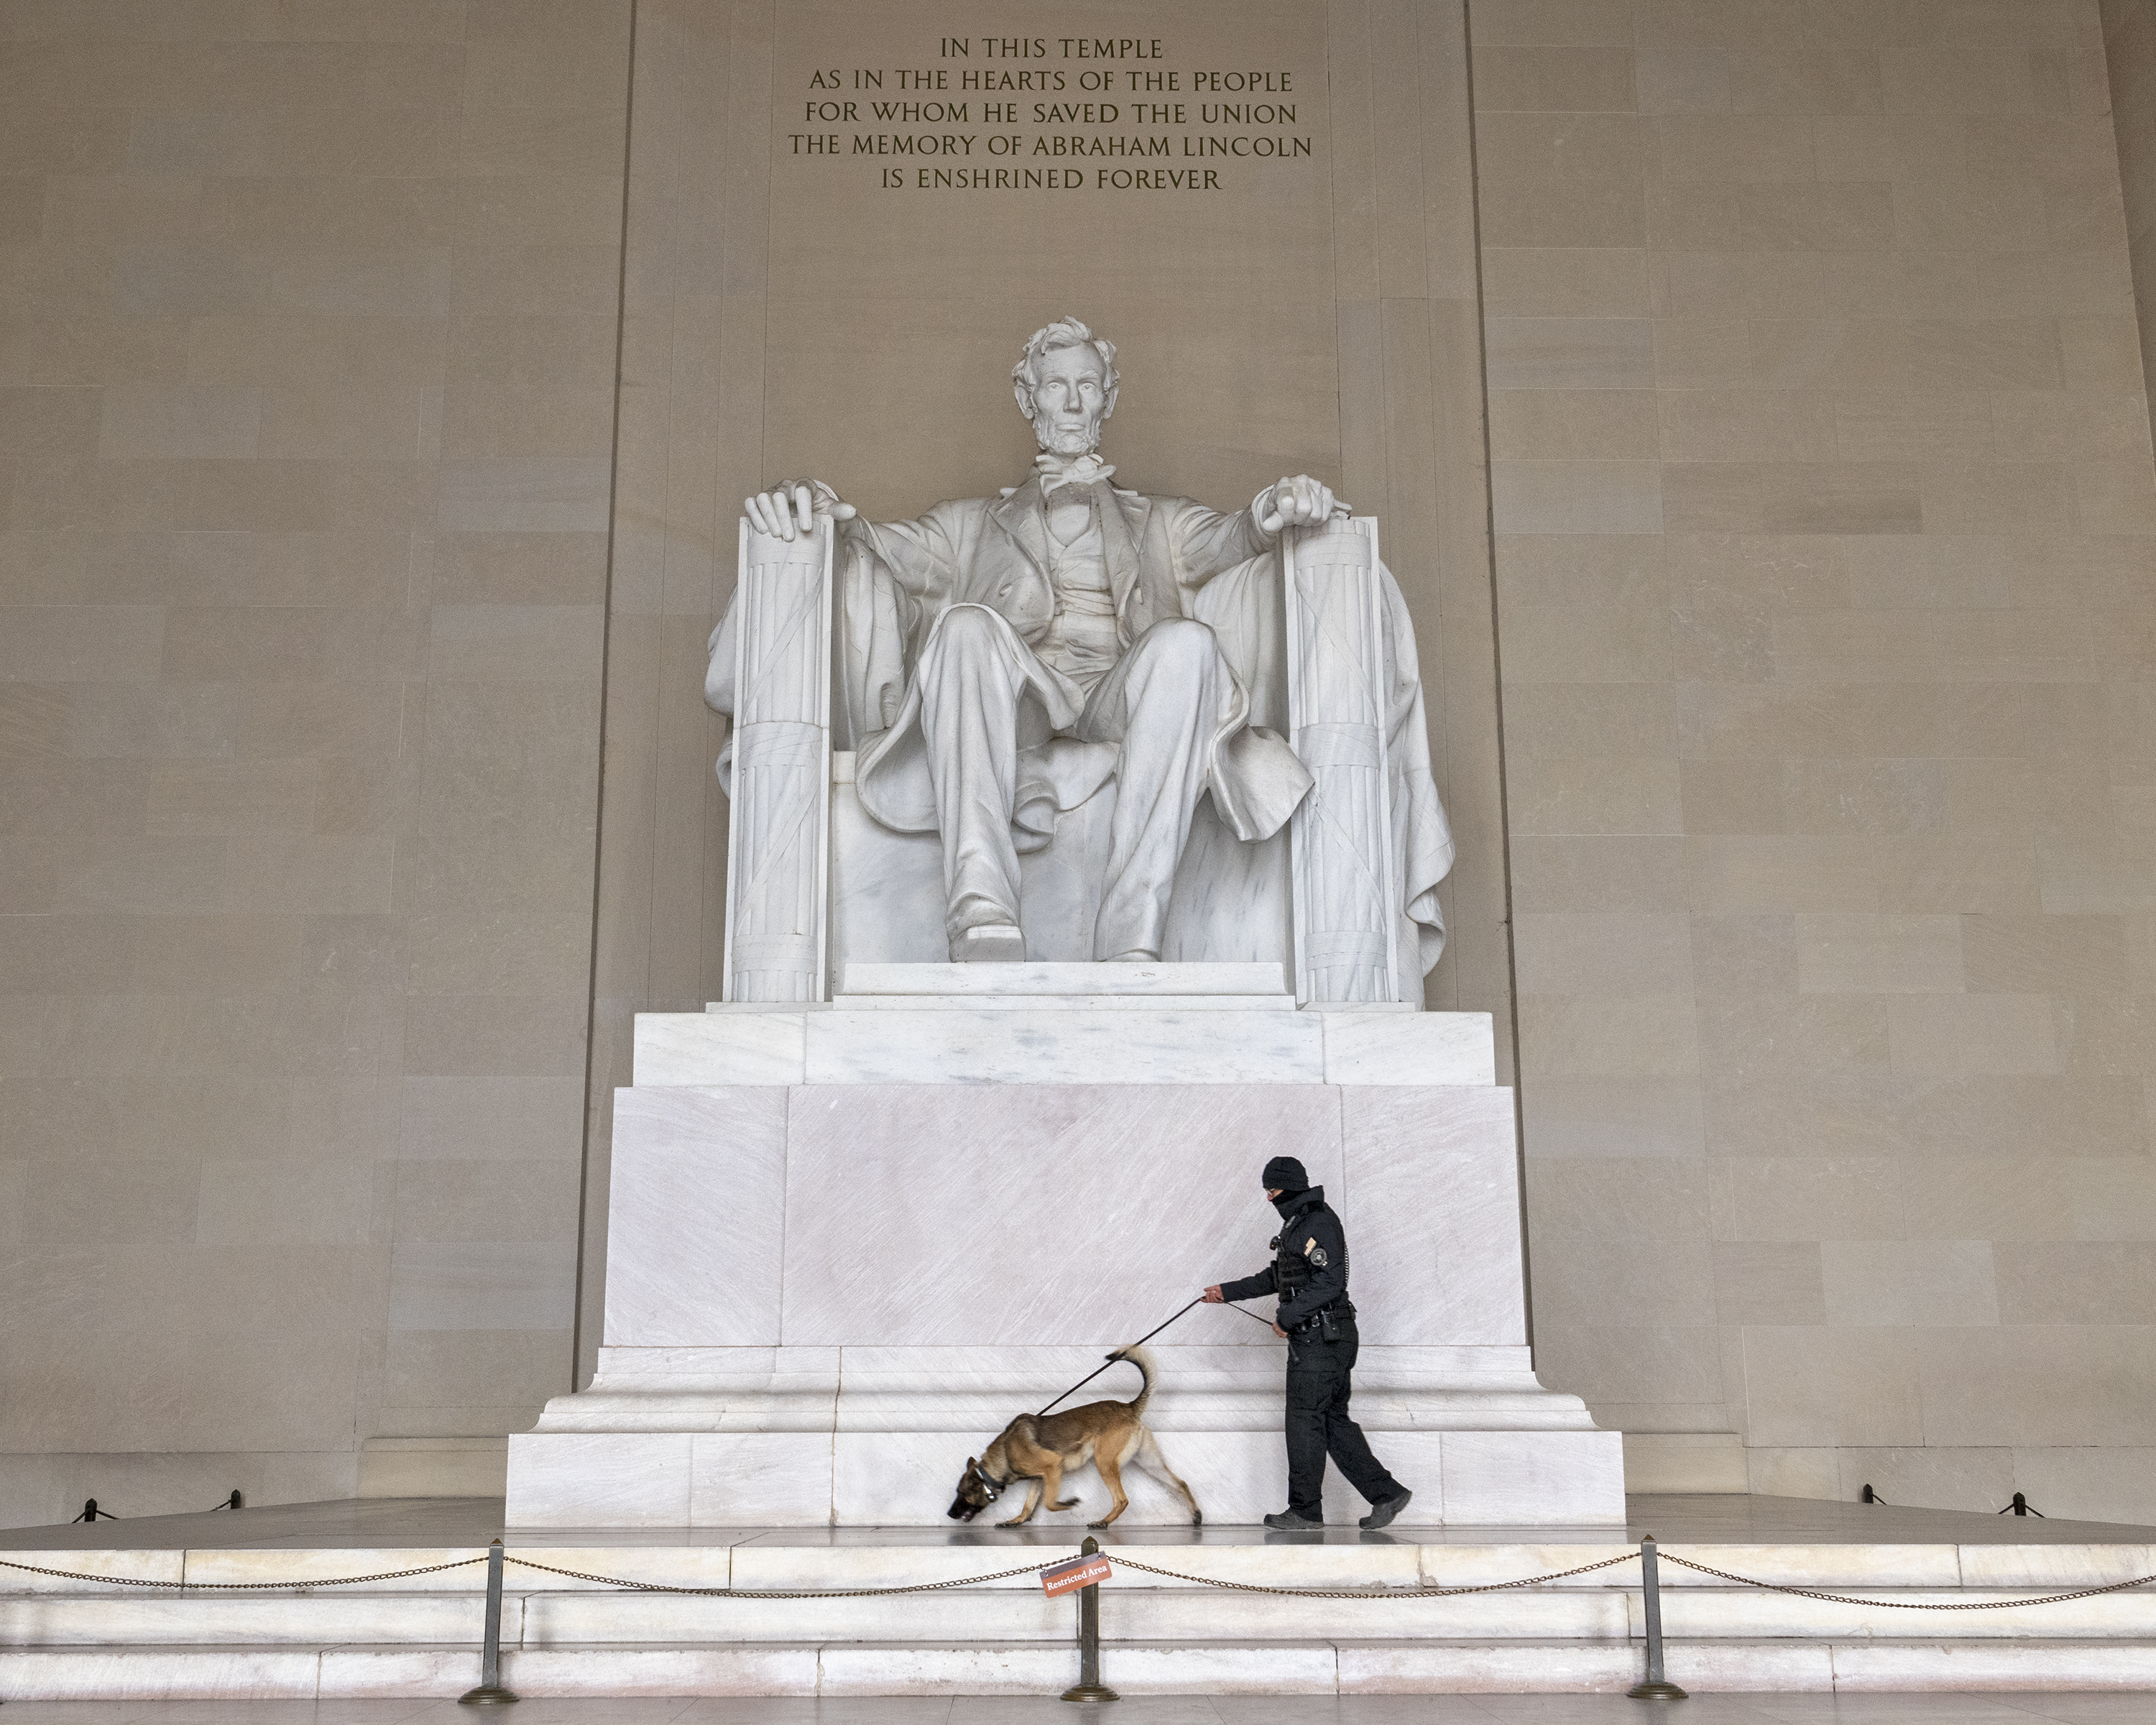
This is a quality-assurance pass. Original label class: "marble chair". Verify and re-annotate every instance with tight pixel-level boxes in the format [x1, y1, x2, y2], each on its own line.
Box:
[709, 510, 1450, 1004]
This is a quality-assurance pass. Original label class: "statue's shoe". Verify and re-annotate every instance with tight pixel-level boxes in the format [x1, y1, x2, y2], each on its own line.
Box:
[953, 923, 1026, 962]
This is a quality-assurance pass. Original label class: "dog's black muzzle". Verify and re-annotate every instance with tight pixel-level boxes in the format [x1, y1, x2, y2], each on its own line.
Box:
[948, 1460, 1004, 1520]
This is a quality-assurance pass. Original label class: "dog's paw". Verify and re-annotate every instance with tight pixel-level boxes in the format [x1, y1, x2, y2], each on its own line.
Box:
[1191, 1511, 1204, 1526]
[1049, 1499, 1079, 1512]
[995, 1517, 1028, 1528]
[1087, 1518, 1114, 1529]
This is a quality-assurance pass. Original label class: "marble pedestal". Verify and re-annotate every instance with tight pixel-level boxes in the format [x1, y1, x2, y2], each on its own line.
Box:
[507, 965, 1623, 1527]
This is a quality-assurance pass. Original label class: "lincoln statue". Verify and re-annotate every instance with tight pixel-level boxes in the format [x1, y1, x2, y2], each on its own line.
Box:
[734, 316, 1348, 966]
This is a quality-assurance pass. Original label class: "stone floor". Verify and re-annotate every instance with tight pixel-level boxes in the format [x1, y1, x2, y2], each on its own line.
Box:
[8, 1494, 2151, 1552]
[0, 1695, 2153, 1723]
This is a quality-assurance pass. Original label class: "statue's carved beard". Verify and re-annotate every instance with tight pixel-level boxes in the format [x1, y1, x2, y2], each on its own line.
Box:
[1033, 413, 1102, 458]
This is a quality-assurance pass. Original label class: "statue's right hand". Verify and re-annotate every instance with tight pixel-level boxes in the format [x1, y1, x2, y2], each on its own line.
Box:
[745, 479, 854, 541]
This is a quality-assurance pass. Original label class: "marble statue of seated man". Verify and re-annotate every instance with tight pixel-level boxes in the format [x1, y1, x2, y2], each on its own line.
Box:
[742, 316, 1335, 965]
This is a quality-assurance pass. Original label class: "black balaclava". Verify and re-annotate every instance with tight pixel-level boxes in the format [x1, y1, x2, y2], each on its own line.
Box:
[1262, 1156, 1308, 1193]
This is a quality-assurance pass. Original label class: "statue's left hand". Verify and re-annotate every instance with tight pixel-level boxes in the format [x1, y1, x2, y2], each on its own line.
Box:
[1258, 474, 1340, 533]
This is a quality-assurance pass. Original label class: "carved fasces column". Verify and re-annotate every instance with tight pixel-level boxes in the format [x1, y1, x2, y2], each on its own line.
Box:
[722, 516, 833, 1003]
[1283, 515, 1402, 1006]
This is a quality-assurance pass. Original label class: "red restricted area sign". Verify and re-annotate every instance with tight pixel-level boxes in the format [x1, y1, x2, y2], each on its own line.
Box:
[1040, 1553, 1112, 1597]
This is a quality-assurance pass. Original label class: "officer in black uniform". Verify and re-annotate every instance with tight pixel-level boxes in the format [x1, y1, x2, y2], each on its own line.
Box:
[1204, 1155, 1414, 1532]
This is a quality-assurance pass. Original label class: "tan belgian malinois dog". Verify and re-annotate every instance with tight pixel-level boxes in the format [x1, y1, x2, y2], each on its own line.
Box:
[945, 1346, 1203, 1528]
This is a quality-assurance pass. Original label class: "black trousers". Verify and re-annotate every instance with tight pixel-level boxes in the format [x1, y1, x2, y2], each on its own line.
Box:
[1284, 1324, 1401, 1519]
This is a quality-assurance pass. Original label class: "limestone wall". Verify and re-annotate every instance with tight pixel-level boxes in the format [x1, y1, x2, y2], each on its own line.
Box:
[1475, 0, 2156, 1518]
[0, 1, 630, 1525]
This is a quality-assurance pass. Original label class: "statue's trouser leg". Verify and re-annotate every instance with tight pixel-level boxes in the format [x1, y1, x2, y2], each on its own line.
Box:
[915, 604, 1028, 946]
[1077, 619, 1222, 961]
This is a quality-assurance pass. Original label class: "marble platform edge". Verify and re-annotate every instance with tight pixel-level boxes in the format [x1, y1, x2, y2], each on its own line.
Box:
[588, 1343, 1541, 1373]
[17, 1491, 2153, 1552]
[804, 993, 1298, 1011]
[842, 961, 1290, 995]
[524, 1385, 1603, 1435]
[636, 1007, 1498, 1086]
[14, 1492, 2156, 1552]
[521, 1344, 1608, 1440]
[7, 1638, 2156, 1697]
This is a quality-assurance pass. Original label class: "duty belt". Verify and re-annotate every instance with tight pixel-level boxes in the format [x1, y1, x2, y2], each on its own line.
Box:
[1289, 1299, 1354, 1335]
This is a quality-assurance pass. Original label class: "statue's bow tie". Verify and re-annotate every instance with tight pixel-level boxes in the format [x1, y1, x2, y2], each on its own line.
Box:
[1034, 451, 1115, 492]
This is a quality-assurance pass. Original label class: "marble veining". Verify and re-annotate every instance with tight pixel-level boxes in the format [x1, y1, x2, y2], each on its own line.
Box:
[640, 1011, 806, 1085]
[604, 1089, 787, 1348]
[1323, 1011, 1496, 1085]
[773, 1085, 1344, 1346]
[800, 1007, 1325, 1084]
[1345, 1088, 1526, 1348]
[636, 1006, 1496, 1085]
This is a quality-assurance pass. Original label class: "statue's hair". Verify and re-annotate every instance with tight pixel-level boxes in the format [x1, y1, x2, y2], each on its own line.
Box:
[1011, 316, 1119, 418]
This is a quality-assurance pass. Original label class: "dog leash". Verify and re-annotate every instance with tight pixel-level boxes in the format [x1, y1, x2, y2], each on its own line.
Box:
[1033, 1297, 1276, 1417]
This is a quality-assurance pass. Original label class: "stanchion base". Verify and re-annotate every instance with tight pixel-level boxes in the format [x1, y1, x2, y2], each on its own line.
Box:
[458, 1685, 520, 1706]
[1061, 1683, 1120, 1703]
[1628, 1681, 1688, 1701]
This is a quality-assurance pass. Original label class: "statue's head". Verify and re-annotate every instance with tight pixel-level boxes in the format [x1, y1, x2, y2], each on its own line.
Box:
[1011, 316, 1119, 459]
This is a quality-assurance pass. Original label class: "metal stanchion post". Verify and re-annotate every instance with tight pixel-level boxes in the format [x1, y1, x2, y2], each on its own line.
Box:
[1627, 1535, 1687, 1701]
[459, 1539, 520, 1706]
[1061, 1536, 1119, 1703]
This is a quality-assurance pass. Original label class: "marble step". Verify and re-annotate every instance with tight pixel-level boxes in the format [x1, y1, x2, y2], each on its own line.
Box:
[7, 1637, 2156, 1698]
[0, 1584, 1621, 1644]
[11, 1585, 2156, 1644]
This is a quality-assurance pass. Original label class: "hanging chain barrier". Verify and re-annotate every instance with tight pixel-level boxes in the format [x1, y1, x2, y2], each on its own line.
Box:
[501, 1554, 1076, 1599]
[1101, 1550, 1641, 1599]
[0, 1555, 487, 1590]
[1654, 1550, 2156, 1611]
[503, 1549, 1649, 1601]
[5, 1541, 2155, 1610]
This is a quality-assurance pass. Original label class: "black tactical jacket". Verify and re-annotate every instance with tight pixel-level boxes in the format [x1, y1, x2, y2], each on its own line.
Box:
[1219, 1185, 1350, 1330]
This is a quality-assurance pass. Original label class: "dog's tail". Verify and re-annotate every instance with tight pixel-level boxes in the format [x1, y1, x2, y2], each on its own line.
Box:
[1109, 1344, 1157, 1417]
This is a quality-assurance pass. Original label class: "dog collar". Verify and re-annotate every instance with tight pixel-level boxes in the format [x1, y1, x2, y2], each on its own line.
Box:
[969, 1461, 1005, 1503]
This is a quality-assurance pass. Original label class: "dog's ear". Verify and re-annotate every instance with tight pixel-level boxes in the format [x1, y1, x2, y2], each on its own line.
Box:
[965, 1456, 977, 1468]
